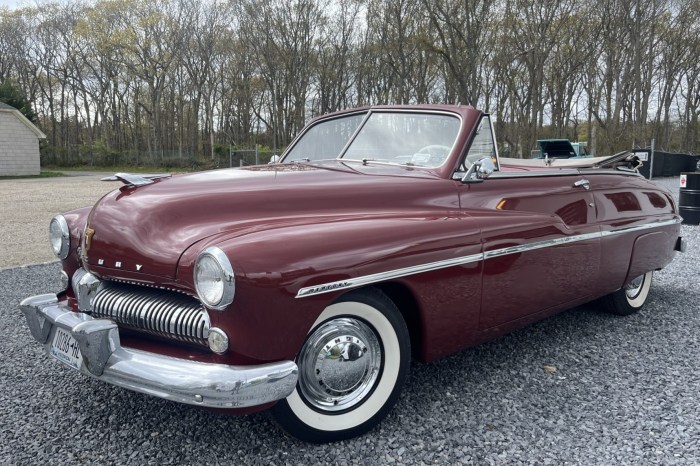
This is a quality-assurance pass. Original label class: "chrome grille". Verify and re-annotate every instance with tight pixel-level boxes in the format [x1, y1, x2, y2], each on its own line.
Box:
[92, 283, 210, 348]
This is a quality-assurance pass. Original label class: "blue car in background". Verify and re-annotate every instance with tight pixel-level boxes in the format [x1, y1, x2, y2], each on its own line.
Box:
[532, 139, 591, 159]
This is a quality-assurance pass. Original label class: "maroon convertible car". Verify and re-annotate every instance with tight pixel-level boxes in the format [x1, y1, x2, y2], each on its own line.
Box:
[21, 105, 685, 442]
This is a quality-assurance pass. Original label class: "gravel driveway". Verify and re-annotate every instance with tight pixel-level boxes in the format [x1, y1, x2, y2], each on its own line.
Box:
[0, 177, 698, 465]
[0, 172, 115, 269]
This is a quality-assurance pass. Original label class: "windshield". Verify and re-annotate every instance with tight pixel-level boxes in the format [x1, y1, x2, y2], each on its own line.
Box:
[282, 110, 461, 168]
[342, 112, 460, 167]
[283, 113, 366, 162]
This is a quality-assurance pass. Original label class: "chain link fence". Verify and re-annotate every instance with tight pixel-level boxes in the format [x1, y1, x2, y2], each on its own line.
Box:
[225, 146, 278, 167]
[40, 144, 280, 170]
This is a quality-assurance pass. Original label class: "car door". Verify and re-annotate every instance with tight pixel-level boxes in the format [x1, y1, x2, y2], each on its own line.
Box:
[457, 116, 601, 331]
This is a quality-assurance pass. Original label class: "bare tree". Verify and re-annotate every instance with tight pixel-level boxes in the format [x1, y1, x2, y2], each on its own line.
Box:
[237, 0, 324, 148]
[1, 0, 699, 165]
[423, 0, 498, 106]
[312, 0, 361, 114]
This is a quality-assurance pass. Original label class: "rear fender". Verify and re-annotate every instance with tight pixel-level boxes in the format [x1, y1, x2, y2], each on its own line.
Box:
[625, 229, 678, 284]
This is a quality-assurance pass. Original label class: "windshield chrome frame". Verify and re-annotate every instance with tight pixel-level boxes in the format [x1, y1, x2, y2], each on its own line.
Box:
[453, 113, 501, 180]
[279, 110, 370, 164]
[487, 114, 501, 172]
[280, 108, 464, 170]
[338, 109, 464, 170]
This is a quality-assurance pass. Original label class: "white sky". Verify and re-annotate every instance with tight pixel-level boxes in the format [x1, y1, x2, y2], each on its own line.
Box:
[0, 0, 24, 9]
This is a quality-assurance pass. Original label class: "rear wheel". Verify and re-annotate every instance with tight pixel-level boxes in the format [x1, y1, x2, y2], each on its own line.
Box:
[272, 289, 410, 443]
[600, 271, 653, 316]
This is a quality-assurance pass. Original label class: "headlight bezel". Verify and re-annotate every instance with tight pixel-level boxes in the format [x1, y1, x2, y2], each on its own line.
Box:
[194, 246, 235, 310]
[49, 215, 70, 259]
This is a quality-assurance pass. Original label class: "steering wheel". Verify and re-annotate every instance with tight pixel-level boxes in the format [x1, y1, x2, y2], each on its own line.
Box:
[413, 145, 451, 166]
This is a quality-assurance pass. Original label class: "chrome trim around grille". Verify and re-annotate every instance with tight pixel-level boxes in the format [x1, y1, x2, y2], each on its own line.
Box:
[20, 294, 298, 408]
[296, 217, 682, 298]
[73, 269, 103, 313]
[91, 282, 210, 348]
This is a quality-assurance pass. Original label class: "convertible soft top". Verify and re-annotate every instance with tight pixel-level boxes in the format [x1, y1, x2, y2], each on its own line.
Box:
[500, 151, 642, 171]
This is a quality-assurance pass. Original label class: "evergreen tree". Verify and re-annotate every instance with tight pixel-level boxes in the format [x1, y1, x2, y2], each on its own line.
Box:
[0, 80, 37, 123]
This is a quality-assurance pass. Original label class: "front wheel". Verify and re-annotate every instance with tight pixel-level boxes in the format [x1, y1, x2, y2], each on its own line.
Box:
[600, 271, 653, 316]
[272, 289, 410, 443]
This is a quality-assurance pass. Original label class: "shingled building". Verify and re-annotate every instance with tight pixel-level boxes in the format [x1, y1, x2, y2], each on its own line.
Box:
[0, 102, 46, 176]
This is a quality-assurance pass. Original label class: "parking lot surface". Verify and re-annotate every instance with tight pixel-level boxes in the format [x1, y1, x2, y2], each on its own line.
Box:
[0, 177, 698, 465]
[0, 172, 115, 269]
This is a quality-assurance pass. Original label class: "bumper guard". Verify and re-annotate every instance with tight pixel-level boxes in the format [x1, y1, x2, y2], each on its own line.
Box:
[20, 294, 298, 408]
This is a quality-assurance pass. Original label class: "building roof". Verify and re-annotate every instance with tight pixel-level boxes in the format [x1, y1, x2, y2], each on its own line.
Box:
[0, 102, 46, 139]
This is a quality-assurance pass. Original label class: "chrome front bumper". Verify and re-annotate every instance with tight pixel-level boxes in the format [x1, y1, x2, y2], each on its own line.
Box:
[20, 294, 298, 408]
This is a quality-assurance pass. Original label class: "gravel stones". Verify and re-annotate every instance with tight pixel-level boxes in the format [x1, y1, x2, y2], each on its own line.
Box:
[0, 177, 698, 464]
[0, 172, 115, 269]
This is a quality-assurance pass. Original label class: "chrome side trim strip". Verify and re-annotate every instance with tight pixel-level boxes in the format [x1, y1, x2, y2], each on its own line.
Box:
[296, 253, 484, 298]
[490, 170, 581, 179]
[600, 217, 681, 237]
[483, 231, 601, 259]
[296, 217, 681, 299]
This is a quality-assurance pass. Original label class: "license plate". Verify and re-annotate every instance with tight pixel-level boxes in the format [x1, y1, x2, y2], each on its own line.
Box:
[50, 327, 83, 370]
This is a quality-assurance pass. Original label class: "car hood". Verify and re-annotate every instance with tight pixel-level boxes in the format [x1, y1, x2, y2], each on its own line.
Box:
[84, 162, 449, 278]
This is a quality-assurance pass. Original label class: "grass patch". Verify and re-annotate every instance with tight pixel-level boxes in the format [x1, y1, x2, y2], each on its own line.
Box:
[0, 171, 66, 180]
[41, 165, 190, 174]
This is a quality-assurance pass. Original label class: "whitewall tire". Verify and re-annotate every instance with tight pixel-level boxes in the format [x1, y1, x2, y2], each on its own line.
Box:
[272, 289, 410, 443]
[600, 271, 653, 316]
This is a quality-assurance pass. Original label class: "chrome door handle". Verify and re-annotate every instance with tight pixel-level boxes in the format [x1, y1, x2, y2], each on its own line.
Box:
[574, 179, 590, 190]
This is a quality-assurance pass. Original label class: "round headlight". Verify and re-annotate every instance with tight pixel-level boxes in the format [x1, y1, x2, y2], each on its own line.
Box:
[194, 247, 235, 310]
[49, 215, 70, 259]
[60, 270, 69, 292]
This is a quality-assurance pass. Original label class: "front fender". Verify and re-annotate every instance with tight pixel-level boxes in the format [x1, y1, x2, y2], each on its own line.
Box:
[177, 213, 483, 362]
[58, 207, 92, 287]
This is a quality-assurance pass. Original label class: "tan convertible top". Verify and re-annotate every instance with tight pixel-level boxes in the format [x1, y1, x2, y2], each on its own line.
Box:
[499, 156, 610, 168]
[499, 151, 642, 171]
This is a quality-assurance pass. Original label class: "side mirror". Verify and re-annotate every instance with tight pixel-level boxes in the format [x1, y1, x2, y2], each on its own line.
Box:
[461, 156, 495, 183]
[268, 154, 281, 164]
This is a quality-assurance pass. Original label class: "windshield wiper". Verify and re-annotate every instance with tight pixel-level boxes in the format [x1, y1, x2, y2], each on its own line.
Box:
[290, 157, 338, 165]
[342, 158, 418, 168]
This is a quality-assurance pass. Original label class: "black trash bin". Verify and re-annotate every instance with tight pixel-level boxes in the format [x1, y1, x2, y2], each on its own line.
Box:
[679, 172, 700, 225]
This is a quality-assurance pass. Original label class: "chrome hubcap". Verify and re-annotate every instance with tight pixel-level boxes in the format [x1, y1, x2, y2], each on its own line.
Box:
[297, 317, 382, 412]
[624, 275, 645, 299]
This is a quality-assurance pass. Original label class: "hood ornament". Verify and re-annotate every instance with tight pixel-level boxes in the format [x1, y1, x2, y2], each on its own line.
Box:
[101, 173, 171, 187]
[82, 227, 95, 260]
